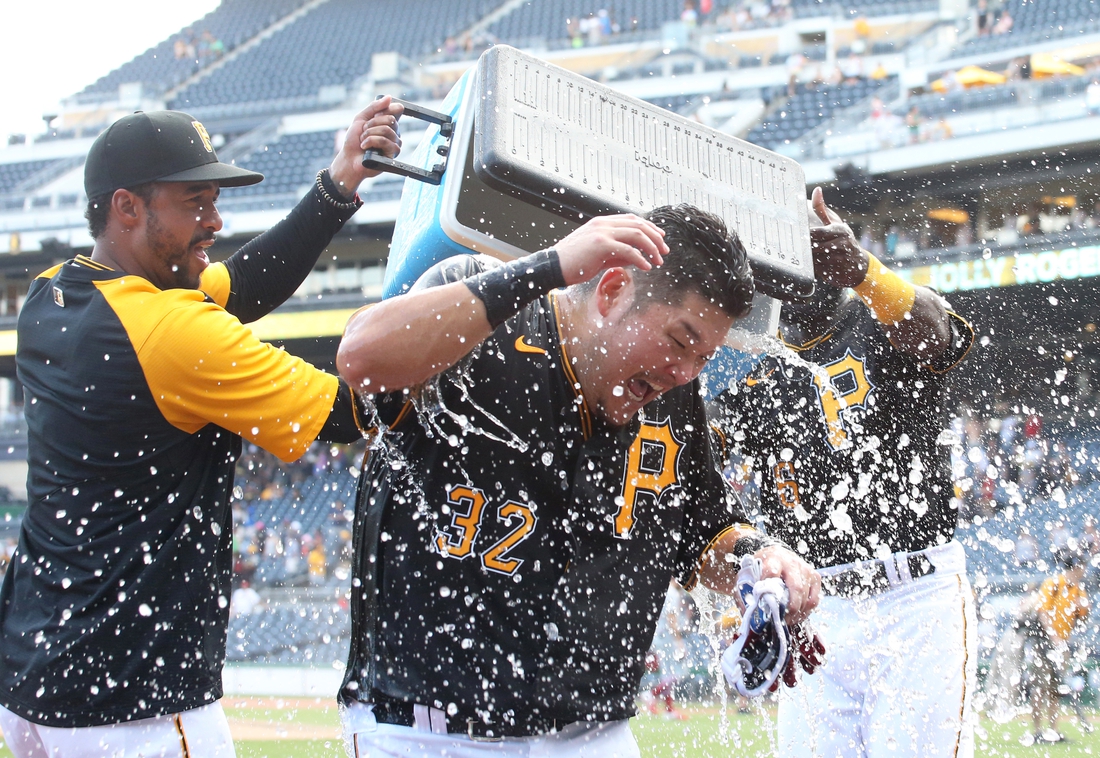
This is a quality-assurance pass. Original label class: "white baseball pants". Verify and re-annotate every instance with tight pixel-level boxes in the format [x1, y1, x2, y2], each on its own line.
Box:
[778, 541, 977, 758]
[342, 701, 640, 758]
[0, 701, 234, 758]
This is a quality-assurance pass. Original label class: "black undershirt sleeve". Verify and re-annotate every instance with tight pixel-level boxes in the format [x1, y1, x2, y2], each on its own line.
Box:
[221, 172, 361, 324]
[317, 380, 368, 444]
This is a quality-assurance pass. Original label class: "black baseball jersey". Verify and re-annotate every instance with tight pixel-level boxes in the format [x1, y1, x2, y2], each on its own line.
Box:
[341, 257, 748, 728]
[0, 184, 364, 728]
[709, 297, 973, 569]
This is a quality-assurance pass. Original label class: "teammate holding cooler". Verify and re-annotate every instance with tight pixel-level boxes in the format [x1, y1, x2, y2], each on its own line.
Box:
[0, 101, 401, 756]
[709, 188, 977, 757]
[336, 206, 821, 756]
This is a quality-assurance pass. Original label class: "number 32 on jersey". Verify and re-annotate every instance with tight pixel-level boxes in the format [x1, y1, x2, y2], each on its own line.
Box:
[434, 486, 537, 576]
[433, 419, 683, 571]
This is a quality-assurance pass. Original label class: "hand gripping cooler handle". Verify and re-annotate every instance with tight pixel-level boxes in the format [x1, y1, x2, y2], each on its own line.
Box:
[362, 97, 454, 186]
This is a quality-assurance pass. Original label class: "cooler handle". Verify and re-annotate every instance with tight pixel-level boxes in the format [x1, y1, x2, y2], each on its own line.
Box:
[362, 97, 454, 186]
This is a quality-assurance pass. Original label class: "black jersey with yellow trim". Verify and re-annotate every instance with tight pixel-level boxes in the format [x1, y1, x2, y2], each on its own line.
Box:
[341, 260, 746, 727]
[709, 296, 974, 568]
[0, 254, 351, 727]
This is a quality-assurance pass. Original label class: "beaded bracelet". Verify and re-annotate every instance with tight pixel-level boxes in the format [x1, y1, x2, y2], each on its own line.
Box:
[315, 169, 361, 211]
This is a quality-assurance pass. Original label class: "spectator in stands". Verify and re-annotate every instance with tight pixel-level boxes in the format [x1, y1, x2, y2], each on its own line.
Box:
[0, 537, 15, 583]
[992, 10, 1014, 35]
[566, 18, 583, 48]
[230, 580, 263, 617]
[976, 0, 993, 36]
[309, 539, 327, 586]
[1016, 527, 1040, 568]
[1087, 79, 1100, 116]
[905, 105, 923, 144]
[884, 225, 899, 257]
[0, 98, 403, 753]
[681, 0, 699, 26]
[1084, 516, 1100, 559]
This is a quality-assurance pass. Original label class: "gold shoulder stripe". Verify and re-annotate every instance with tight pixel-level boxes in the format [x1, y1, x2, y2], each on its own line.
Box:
[73, 255, 114, 272]
[710, 422, 728, 460]
[682, 523, 758, 591]
[515, 335, 547, 355]
[35, 263, 65, 281]
[551, 293, 591, 439]
[390, 399, 414, 430]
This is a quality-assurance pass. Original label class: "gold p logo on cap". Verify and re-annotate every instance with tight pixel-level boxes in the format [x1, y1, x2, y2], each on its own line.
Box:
[192, 121, 213, 152]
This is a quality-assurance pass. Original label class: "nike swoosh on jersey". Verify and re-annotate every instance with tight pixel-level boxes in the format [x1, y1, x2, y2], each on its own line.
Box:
[515, 336, 547, 355]
[744, 369, 776, 386]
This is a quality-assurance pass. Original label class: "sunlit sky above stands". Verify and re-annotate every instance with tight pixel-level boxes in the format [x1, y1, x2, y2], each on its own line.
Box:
[0, 0, 220, 144]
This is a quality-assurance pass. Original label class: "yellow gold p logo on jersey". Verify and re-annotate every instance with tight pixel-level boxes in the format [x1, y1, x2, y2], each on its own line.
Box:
[812, 349, 874, 451]
[192, 120, 213, 152]
[617, 419, 682, 538]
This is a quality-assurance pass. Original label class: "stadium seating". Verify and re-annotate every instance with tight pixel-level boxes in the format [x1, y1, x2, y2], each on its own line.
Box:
[893, 72, 1093, 125]
[76, 0, 312, 101]
[747, 77, 890, 148]
[957, 480, 1100, 577]
[0, 159, 65, 198]
[960, 0, 1100, 55]
[226, 601, 350, 664]
[172, 0, 498, 115]
[246, 469, 358, 538]
[789, 0, 937, 18]
[219, 130, 405, 210]
[486, 0, 684, 44]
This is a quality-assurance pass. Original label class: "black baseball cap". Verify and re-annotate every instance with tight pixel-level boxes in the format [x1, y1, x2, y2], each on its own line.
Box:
[84, 111, 263, 198]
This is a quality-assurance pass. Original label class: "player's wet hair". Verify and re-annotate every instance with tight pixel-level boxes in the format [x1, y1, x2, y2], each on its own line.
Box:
[577, 204, 754, 318]
[635, 205, 753, 319]
[84, 183, 156, 240]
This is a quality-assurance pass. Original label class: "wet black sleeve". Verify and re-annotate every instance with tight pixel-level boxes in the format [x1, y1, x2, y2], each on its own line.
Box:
[409, 253, 494, 291]
[221, 172, 362, 324]
[673, 389, 754, 587]
[317, 380, 369, 443]
[927, 311, 975, 374]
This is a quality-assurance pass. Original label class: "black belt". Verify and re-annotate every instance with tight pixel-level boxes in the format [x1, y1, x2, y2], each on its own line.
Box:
[370, 696, 568, 740]
[821, 553, 936, 598]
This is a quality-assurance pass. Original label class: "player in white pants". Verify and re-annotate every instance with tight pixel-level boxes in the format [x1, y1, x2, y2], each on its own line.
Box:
[708, 188, 978, 757]
[779, 542, 977, 758]
[0, 702, 234, 758]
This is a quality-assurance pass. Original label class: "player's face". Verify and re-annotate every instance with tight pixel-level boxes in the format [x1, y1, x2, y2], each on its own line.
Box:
[138, 181, 222, 290]
[586, 291, 734, 426]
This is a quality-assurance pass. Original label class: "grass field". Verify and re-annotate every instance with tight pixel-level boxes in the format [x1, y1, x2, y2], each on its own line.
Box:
[0, 699, 1096, 757]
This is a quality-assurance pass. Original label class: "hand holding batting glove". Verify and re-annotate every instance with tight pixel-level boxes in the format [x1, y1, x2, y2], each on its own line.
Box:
[721, 556, 826, 697]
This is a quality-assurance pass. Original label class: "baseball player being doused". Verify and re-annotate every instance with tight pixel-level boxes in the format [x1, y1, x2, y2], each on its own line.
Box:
[335, 205, 821, 756]
[709, 187, 977, 757]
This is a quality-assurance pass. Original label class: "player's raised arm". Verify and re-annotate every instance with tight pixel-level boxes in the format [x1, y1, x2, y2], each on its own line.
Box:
[211, 97, 405, 323]
[808, 187, 953, 361]
[337, 213, 668, 392]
